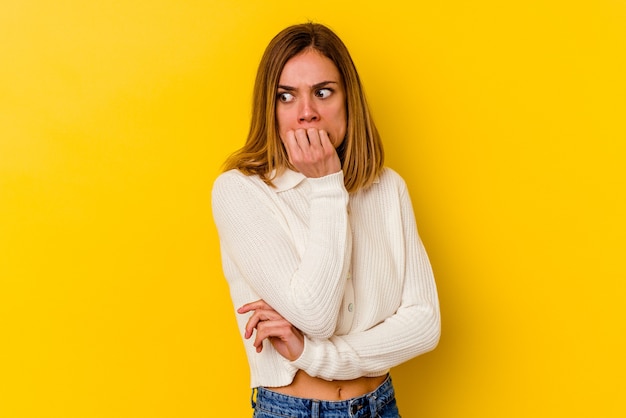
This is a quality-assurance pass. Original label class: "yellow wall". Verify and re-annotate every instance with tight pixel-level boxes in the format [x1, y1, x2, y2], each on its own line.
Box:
[1, 1, 625, 416]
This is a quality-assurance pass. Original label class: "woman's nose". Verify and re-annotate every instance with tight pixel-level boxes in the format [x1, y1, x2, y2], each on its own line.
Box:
[298, 98, 319, 122]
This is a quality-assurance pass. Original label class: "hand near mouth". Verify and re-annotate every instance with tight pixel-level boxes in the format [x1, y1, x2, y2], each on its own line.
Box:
[282, 128, 341, 178]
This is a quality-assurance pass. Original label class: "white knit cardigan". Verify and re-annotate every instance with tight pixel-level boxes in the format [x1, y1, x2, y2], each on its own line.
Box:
[212, 167, 440, 388]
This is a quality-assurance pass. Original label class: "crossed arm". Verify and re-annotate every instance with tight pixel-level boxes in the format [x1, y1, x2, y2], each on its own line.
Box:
[214, 128, 440, 379]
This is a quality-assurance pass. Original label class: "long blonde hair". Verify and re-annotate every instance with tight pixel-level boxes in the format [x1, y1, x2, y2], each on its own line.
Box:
[223, 23, 384, 193]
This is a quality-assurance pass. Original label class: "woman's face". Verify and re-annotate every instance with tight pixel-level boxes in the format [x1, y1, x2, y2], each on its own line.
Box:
[276, 49, 347, 148]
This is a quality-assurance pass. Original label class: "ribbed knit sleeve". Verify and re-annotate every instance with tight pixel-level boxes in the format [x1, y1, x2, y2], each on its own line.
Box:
[212, 170, 352, 339]
[290, 175, 441, 380]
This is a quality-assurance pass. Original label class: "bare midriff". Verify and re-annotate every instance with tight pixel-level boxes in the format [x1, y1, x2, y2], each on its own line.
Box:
[266, 370, 387, 401]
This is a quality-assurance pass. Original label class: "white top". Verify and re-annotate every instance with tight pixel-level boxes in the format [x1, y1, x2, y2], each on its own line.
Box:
[212, 167, 440, 388]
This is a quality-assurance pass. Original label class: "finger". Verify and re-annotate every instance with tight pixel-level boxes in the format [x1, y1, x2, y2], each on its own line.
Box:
[237, 299, 271, 314]
[293, 128, 311, 148]
[317, 129, 333, 149]
[243, 313, 260, 340]
[253, 319, 292, 350]
[305, 128, 323, 147]
[243, 310, 265, 339]
[243, 308, 283, 339]
[294, 129, 326, 164]
[282, 130, 302, 163]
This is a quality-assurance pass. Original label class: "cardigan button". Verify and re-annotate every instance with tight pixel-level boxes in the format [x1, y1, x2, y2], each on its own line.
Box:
[348, 303, 354, 312]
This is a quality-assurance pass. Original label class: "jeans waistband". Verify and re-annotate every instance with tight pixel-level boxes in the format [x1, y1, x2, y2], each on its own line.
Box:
[252, 374, 395, 417]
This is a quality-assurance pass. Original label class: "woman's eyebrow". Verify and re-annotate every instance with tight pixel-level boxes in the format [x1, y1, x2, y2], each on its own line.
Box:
[312, 80, 338, 89]
[277, 80, 339, 91]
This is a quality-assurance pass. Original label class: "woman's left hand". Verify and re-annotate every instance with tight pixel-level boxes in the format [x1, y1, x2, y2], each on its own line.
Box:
[238, 300, 305, 361]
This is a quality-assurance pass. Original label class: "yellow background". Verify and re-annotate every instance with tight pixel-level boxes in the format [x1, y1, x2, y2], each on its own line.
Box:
[1, 0, 625, 416]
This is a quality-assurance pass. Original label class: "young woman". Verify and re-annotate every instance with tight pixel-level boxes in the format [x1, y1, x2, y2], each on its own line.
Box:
[212, 22, 440, 417]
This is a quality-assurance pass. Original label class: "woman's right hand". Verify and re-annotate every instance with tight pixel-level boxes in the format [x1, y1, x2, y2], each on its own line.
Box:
[238, 300, 305, 361]
[282, 128, 341, 178]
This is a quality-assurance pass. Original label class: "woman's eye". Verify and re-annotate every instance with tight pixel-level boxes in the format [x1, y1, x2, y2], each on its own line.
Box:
[315, 88, 332, 99]
[278, 92, 294, 103]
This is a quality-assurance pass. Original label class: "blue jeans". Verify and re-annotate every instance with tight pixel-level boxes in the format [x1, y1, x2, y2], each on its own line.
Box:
[251, 375, 400, 418]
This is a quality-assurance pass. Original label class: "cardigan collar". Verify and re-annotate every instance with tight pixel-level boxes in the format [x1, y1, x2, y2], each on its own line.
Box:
[271, 169, 306, 192]
[270, 168, 381, 192]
